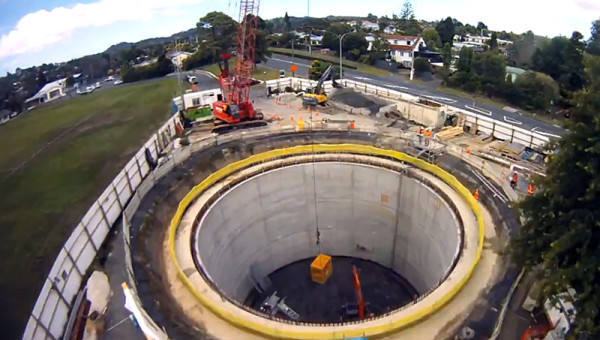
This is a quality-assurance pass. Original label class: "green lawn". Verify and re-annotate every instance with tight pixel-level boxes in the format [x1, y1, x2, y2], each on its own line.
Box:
[202, 62, 282, 82]
[0, 78, 178, 338]
[269, 47, 390, 77]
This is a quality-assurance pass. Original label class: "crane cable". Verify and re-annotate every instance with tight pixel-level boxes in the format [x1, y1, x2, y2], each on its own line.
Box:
[309, 90, 321, 254]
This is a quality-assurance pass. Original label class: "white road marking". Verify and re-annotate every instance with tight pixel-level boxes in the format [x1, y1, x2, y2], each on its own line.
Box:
[270, 58, 311, 68]
[465, 105, 492, 116]
[423, 95, 457, 104]
[531, 127, 561, 138]
[503, 116, 523, 125]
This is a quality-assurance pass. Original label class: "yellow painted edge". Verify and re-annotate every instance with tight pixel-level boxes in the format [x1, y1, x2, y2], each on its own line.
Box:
[168, 144, 485, 339]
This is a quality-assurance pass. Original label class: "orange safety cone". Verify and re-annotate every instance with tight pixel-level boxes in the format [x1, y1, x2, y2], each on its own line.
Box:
[308, 106, 312, 113]
[473, 188, 480, 200]
[316, 111, 320, 116]
[299, 115, 304, 121]
[290, 115, 294, 121]
[350, 122, 356, 129]
[275, 99, 279, 105]
[467, 147, 471, 155]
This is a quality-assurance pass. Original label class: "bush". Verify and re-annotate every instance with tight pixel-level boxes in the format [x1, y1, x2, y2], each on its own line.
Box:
[515, 71, 559, 110]
[413, 57, 432, 74]
[183, 49, 215, 70]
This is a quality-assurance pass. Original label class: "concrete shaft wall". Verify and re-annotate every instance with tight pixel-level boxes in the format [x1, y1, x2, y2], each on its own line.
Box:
[195, 162, 461, 302]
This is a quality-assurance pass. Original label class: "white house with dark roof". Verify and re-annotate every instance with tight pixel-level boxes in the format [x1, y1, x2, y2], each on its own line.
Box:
[383, 35, 426, 68]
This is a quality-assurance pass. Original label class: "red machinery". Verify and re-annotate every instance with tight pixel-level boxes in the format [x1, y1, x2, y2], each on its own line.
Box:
[212, 0, 265, 131]
[353, 266, 366, 319]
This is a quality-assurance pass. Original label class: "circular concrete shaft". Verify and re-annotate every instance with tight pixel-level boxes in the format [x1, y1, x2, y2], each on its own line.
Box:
[194, 162, 462, 317]
[170, 146, 483, 340]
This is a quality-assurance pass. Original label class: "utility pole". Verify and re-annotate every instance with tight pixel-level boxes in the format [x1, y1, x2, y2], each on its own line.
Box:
[292, 36, 295, 58]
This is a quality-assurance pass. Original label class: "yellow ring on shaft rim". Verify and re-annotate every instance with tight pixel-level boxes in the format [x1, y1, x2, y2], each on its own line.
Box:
[168, 144, 484, 339]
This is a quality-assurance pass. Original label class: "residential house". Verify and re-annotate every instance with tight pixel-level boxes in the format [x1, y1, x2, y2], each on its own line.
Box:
[383, 35, 426, 68]
[310, 35, 323, 46]
[506, 66, 526, 82]
[365, 34, 377, 51]
[169, 51, 193, 68]
[453, 34, 513, 52]
[361, 20, 380, 31]
[384, 26, 400, 35]
[24, 78, 67, 105]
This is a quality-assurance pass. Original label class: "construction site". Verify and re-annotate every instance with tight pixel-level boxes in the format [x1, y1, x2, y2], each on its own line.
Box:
[23, 1, 572, 340]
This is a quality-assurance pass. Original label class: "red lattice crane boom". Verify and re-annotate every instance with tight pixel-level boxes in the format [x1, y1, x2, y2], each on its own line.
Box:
[212, 0, 264, 127]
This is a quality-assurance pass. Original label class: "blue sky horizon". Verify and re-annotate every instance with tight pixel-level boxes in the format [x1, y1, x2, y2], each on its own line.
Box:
[1, 0, 599, 74]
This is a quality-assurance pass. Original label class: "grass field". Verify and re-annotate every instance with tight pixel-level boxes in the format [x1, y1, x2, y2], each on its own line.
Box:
[202, 62, 282, 81]
[269, 47, 390, 77]
[0, 77, 178, 338]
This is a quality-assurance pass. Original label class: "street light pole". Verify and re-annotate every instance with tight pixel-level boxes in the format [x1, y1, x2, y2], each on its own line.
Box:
[339, 32, 350, 80]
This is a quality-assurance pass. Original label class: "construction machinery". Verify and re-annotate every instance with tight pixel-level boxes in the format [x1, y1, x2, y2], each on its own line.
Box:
[302, 65, 336, 107]
[211, 0, 267, 133]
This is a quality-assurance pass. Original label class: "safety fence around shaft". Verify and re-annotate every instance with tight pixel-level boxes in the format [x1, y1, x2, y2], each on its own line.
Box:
[265, 77, 555, 149]
[22, 114, 181, 340]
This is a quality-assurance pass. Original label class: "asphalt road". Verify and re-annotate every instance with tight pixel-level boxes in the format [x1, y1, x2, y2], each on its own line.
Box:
[263, 54, 565, 138]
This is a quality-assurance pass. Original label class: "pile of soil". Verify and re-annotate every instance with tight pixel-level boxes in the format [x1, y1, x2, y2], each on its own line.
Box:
[329, 88, 391, 113]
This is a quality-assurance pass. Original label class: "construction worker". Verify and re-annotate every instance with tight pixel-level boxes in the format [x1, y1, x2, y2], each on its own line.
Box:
[527, 182, 536, 195]
[417, 127, 424, 144]
[510, 172, 519, 190]
[473, 188, 480, 200]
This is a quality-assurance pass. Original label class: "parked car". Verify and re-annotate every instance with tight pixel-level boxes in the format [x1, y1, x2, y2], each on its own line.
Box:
[113, 79, 123, 85]
[95, 82, 101, 88]
[105, 76, 114, 82]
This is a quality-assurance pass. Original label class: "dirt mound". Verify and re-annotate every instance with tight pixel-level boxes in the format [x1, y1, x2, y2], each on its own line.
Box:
[329, 88, 391, 113]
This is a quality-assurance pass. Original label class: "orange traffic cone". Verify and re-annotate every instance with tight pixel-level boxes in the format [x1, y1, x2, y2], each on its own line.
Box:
[275, 99, 279, 105]
[299, 115, 304, 121]
[473, 188, 480, 200]
[467, 147, 471, 155]
[350, 122, 356, 129]
[290, 115, 294, 121]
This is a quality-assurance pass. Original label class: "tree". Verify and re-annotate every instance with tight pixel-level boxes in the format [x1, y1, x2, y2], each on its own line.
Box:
[283, 12, 291, 32]
[449, 47, 479, 92]
[309, 60, 331, 80]
[488, 32, 498, 51]
[533, 32, 586, 99]
[342, 32, 368, 57]
[322, 32, 338, 51]
[508, 30, 537, 67]
[422, 28, 442, 51]
[436, 17, 455, 47]
[36, 70, 47, 90]
[442, 43, 452, 67]
[561, 31, 586, 93]
[198, 12, 238, 56]
[511, 55, 600, 336]
[472, 51, 506, 96]
[588, 19, 600, 55]
[476, 22, 487, 31]
[366, 13, 378, 23]
[514, 71, 558, 110]
[413, 57, 431, 74]
[398, 0, 420, 35]
[328, 23, 352, 36]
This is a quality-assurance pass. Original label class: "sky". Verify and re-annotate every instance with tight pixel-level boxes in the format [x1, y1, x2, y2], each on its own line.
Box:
[0, 0, 599, 74]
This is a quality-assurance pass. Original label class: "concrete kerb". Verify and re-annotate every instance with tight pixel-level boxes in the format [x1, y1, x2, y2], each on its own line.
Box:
[167, 144, 485, 339]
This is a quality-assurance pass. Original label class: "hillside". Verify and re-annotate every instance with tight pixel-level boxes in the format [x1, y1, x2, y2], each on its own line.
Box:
[104, 28, 197, 55]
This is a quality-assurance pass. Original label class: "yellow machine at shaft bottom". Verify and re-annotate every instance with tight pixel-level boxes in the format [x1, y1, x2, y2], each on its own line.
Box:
[311, 254, 333, 284]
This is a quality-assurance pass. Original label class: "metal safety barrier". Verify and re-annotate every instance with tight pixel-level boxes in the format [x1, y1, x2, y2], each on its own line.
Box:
[23, 114, 181, 340]
[266, 77, 555, 148]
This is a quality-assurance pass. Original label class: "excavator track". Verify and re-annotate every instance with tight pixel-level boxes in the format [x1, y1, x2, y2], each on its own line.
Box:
[211, 119, 268, 134]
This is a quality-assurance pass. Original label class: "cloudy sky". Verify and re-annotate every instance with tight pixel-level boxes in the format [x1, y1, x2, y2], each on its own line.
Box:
[0, 0, 599, 74]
